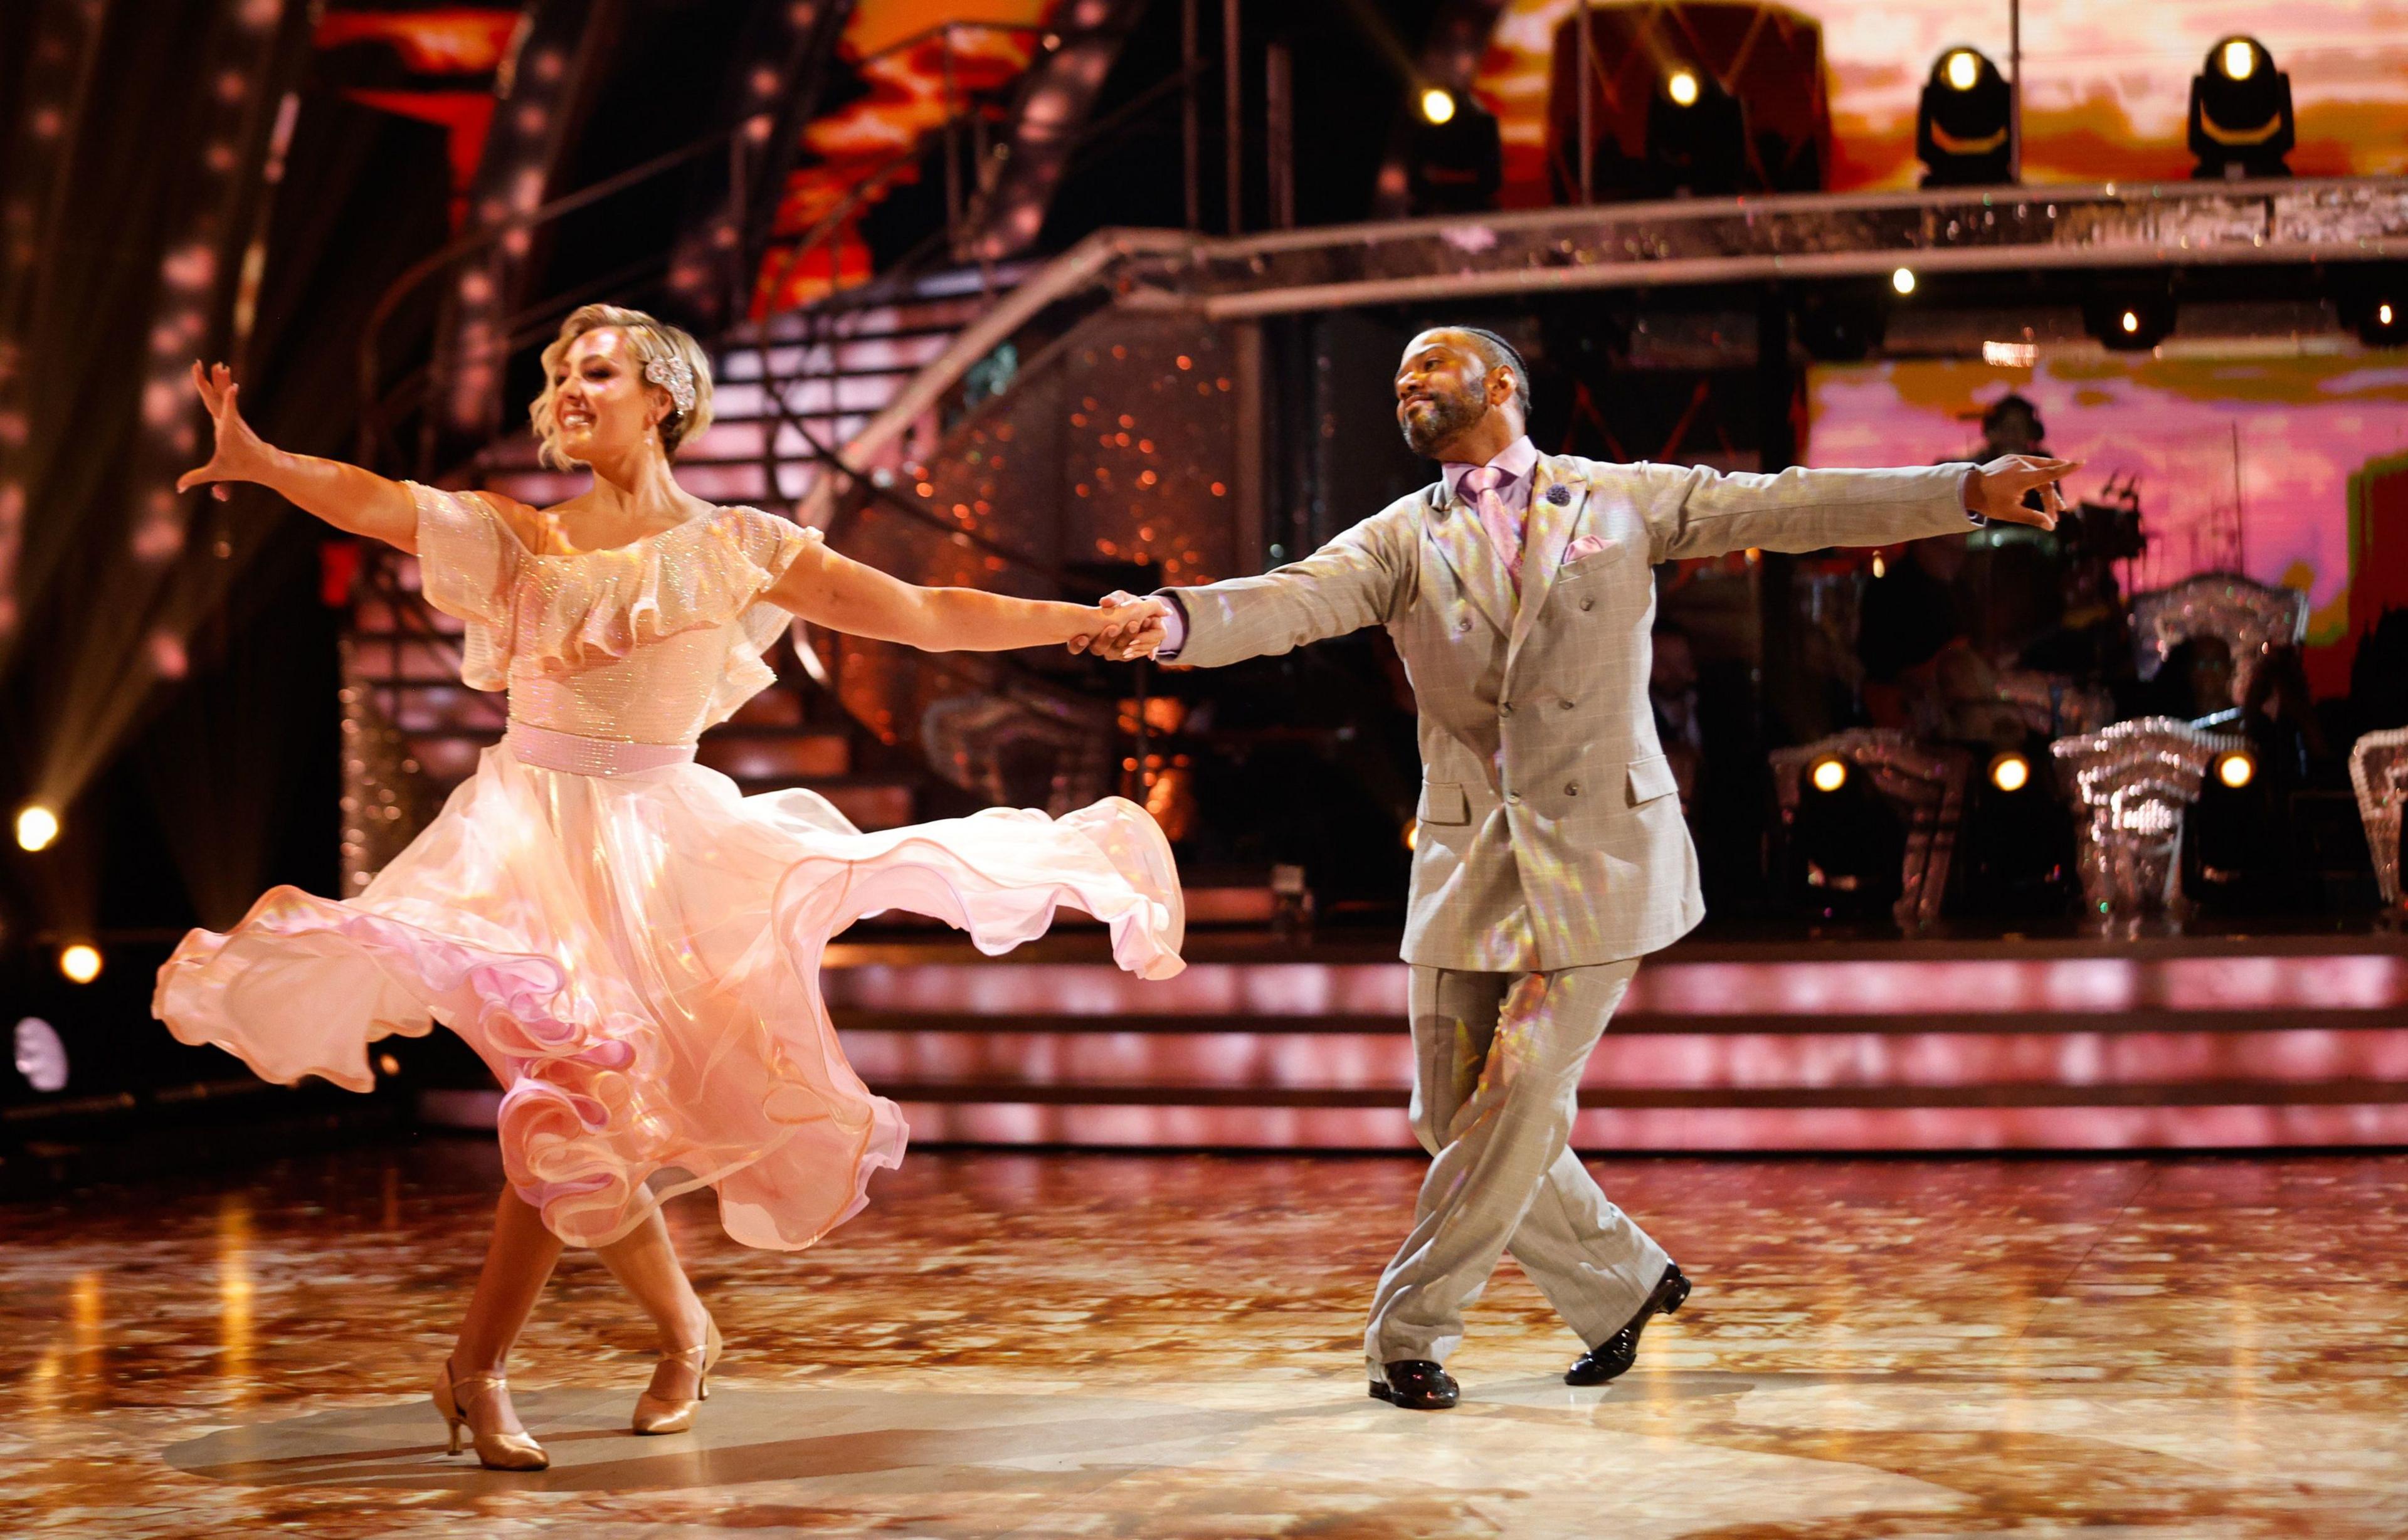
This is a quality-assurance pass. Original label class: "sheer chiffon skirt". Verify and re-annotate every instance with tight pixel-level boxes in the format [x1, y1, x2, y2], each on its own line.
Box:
[155, 748, 1185, 1250]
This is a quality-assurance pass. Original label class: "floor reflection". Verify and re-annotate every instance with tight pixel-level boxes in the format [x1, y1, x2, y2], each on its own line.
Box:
[4, 1145, 2405, 1538]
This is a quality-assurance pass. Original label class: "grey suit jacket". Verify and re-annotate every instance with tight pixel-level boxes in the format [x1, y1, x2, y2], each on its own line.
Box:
[1168, 453, 1978, 971]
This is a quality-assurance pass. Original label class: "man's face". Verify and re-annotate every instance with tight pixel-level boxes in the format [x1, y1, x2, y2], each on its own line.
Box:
[1394, 332, 1497, 457]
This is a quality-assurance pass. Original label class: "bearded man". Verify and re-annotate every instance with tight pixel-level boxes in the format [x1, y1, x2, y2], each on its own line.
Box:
[1081, 327, 2073, 1410]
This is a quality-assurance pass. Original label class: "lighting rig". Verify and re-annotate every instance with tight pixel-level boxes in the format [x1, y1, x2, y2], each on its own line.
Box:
[1917, 47, 2014, 187]
[1785, 754, 1909, 922]
[2335, 266, 2407, 349]
[2189, 36, 2294, 179]
[1408, 86, 1504, 215]
[2085, 287, 2178, 352]
[1955, 748, 2078, 917]
[1644, 66, 1748, 198]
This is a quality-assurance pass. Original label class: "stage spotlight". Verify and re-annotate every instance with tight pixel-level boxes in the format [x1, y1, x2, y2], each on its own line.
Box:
[1407, 88, 1503, 214]
[1403, 817, 1419, 852]
[1891, 267, 1918, 297]
[1783, 754, 1906, 922]
[1917, 46, 2014, 187]
[59, 944, 102, 984]
[1644, 65, 1746, 197]
[2335, 266, 2407, 349]
[2084, 288, 2176, 352]
[1957, 741, 2075, 918]
[15, 804, 58, 852]
[2216, 748, 2256, 789]
[2189, 35, 2293, 179]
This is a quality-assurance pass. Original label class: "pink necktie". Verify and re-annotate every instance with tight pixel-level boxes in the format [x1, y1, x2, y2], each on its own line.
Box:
[1465, 465, 1523, 588]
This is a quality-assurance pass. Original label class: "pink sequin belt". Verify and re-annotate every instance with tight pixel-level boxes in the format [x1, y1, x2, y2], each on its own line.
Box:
[505, 720, 697, 778]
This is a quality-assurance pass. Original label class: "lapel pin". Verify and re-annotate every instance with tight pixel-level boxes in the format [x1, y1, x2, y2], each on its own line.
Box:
[1546, 485, 1572, 505]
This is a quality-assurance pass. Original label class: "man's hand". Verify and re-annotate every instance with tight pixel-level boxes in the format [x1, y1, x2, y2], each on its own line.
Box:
[1967, 455, 2082, 530]
[1069, 591, 1171, 660]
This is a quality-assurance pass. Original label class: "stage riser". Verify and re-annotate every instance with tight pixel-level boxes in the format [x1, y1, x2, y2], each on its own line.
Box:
[833, 1028, 2408, 1099]
[415, 947, 2408, 1150]
[800, 947, 2408, 1151]
[890, 1102, 2408, 1151]
[820, 956, 2408, 1017]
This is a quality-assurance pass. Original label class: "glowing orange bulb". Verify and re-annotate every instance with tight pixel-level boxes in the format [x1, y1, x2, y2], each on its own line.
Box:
[60, 944, 102, 984]
[15, 804, 59, 852]
[1810, 757, 1848, 793]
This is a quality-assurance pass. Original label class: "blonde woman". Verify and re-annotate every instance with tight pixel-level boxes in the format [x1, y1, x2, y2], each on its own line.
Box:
[154, 305, 1183, 1469]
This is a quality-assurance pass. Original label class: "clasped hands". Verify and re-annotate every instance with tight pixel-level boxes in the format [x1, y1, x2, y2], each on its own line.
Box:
[1070, 592, 1170, 661]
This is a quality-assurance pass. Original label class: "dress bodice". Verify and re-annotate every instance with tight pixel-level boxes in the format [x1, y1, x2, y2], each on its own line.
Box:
[409, 483, 815, 746]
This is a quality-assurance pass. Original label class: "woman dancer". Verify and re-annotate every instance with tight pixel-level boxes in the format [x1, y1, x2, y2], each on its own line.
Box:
[154, 305, 1183, 1470]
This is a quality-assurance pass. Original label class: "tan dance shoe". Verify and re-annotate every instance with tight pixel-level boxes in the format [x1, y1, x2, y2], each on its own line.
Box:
[433, 1359, 549, 1470]
[631, 1316, 722, 1435]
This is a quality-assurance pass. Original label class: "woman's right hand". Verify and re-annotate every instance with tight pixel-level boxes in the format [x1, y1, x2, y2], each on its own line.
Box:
[175, 361, 277, 498]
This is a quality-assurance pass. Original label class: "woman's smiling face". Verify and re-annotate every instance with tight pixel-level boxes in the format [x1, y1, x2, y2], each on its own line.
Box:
[549, 327, 661, 463]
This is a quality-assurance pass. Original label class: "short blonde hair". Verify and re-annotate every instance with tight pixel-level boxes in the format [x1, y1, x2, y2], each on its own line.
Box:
[530, 304, 715, 470]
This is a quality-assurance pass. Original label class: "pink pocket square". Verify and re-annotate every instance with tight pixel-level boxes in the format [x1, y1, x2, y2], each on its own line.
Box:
[1562, 534, 1612, 564]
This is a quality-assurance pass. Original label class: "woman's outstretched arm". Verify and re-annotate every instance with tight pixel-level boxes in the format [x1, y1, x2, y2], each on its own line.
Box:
[176, 362, 419, 551]
[764, 536, 1131, 653]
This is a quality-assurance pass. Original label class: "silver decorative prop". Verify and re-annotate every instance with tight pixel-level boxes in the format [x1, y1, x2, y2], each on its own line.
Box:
[2348, 727, 2408, 909]
[337, 638, 437, 895]
[1992, 668, 2116, 738]
[922, 688, 1116, 818]
[2051, 715, 2236, 927]
[2130, 572, 2309, 709]
[1772, 727, 1971, 932]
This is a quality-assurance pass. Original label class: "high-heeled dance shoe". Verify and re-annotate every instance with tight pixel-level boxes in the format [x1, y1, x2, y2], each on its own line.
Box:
[432, 1358, 550, 1470]
[631, 1316, 722, 1435]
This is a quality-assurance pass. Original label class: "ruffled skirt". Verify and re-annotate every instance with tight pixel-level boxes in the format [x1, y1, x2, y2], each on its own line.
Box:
[154, 747, 1185, 1250]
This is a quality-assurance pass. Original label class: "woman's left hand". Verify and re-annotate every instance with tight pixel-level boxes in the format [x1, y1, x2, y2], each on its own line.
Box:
[176, 361, 278, 500]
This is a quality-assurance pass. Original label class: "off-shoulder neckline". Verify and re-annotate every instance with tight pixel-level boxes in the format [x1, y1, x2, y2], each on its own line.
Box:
[471, 494, 774, 562]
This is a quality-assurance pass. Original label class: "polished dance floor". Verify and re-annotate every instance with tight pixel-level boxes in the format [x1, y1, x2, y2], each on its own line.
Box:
[5, 1141, 2406, 1538]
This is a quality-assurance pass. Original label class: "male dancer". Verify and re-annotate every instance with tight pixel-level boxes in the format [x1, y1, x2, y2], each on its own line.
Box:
[1082, 327, 2073, 1410]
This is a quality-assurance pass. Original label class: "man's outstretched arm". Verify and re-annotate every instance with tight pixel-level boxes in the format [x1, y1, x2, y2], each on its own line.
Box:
[1075, 502, 1419, 665]
[1642, 455, 2076, 564]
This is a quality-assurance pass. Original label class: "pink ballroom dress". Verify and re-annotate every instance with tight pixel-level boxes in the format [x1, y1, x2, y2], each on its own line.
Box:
[155, 485, 1185, 1250]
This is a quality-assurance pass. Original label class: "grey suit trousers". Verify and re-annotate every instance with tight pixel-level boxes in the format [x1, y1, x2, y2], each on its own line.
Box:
[1365, 960, 1669, 1371]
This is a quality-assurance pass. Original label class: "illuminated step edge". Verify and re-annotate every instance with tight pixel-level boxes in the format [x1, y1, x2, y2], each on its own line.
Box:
[830, 1028, 2408, 1090]
[819, 954, 2408, 1018]
[415, 1092, 2408, 1151]
[896, 1101, 2408, 1152]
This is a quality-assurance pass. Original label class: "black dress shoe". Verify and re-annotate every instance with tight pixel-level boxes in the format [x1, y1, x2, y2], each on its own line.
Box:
[1368, 1359, 1460, 1410]
[1565, 1263, 1690, 1387]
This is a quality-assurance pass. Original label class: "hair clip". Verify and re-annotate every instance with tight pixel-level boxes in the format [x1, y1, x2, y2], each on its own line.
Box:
[643, 355, 695, 417]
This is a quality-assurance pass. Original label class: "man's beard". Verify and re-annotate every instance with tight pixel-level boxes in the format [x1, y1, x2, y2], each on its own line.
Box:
[1399, 383, 1488, 458]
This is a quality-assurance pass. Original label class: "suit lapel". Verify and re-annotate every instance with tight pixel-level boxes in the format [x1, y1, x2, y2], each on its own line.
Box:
[1506, 456, 1587, 676]
[1420, 480, 1514, 642]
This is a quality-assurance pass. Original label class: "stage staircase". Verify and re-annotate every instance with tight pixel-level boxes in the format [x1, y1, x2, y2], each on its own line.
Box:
[811, 927, 2408, 1154]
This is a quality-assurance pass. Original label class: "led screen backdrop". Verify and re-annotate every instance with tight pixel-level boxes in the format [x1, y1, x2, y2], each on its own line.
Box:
[1475, 0, 2408, 201]
[1806, 353, 2408, 692]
